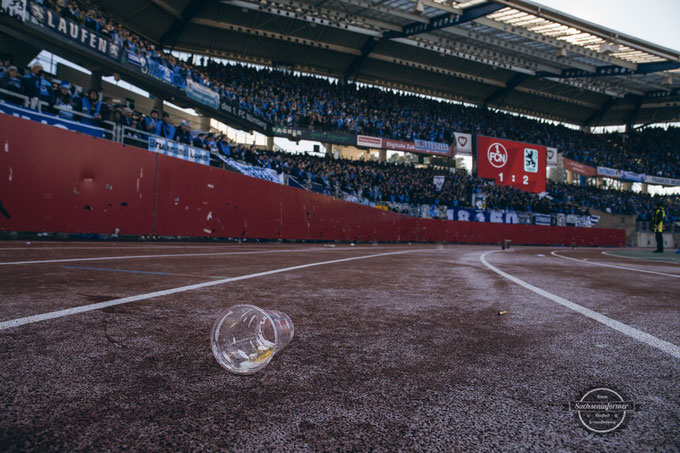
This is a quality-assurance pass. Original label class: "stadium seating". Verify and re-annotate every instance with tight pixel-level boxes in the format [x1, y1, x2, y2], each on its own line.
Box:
[0, 0, 677, 225]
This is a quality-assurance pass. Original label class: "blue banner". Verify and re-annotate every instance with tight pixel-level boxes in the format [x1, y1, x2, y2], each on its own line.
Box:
[0, 101, 106, 138]
[413, 139, 450, 155]
[124, 49, 144, 68]
[621, 171, 645, 182]
[597, 166, 621, 178]
[28, 2, 121, 61]
[142, 59, 185, 90]
[185, 79, 220, 110]
[533, 213, 552, 225]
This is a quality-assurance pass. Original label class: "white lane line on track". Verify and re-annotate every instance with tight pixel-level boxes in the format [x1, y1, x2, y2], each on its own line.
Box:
[480, 251, 680, 360]
[0, 249, 427, 330]
[0, 245, 270, 251]
[0, 246, 391, 266]
[551, 251, 680, 278]
[601, 250, 680, 265]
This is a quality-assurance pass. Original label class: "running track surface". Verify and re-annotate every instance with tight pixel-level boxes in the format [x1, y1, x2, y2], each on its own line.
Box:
[1, 242, 678, 451]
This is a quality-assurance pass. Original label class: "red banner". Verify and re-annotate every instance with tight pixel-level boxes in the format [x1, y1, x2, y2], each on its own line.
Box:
[563, 157, 597, 177]
[476, 136, 546, 194]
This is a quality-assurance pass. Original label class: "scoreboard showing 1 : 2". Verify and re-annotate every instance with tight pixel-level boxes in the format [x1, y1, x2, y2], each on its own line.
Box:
[476, 135, 547, 194]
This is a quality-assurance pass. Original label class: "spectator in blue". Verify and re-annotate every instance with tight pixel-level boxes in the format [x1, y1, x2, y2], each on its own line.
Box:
[77, 88, 108, 124]
[144, 108, 162, 135]
[174, 120, 192, 144]
[217, 134, 231, 157]
[0, 66, 23, 97]
[53, 81, 74, 119]
[205, 133, 218, 153]
[160, 111, 175, 139]
[192, 131, 206, 149]
[21, 63, 52, 104]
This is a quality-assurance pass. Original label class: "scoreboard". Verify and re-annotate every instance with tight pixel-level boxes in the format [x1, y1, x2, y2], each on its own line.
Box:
[476, 136, 546, 194]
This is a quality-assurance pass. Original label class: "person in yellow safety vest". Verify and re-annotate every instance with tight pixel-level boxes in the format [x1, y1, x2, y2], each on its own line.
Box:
[653, 201, 665, 253]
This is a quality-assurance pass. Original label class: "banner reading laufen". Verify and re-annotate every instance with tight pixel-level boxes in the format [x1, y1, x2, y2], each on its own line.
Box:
[476, 135, 546, 194]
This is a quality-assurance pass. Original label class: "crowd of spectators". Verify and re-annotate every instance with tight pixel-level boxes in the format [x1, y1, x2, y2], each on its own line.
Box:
[7, 0, 677, 179]
[1, 56, 677, 223]
[218, 146, 679, 222]
[1, 0, 678, 224]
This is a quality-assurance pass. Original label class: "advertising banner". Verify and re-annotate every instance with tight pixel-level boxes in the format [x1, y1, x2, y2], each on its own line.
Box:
[271, 125, 355, 144]
[383, 138, 417, 153]
[357, 135, 452, 156]
[563, 157, 597, 177]
[28, 2, 121, 61]
[185, 79, 220, 110]
[645, 175, 680, 187]
[476, 135, 547, 194]
[148, 136, 210, 166]
[597, 166, 621, 178]
[414, 139, 450, 155]
[1, 0, 26, 21]
[357, 135, 382, 148]
[546, 147, 558, 167]
[0, 100, 106, 138]
[453, 132, 472, 156]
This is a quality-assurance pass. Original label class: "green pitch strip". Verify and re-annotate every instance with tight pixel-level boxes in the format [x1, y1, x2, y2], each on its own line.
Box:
[605, 250, 680, 264]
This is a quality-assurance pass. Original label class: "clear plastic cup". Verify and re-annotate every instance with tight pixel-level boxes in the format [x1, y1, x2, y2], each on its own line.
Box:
[210, 304, 294, 374]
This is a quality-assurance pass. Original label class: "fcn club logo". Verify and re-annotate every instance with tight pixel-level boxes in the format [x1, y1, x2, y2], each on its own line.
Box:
[487, 143, 508, 168]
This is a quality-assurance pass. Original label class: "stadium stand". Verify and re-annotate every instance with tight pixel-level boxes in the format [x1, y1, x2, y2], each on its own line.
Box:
[2, 0, 678, 178]
[0, 0, 677, 231]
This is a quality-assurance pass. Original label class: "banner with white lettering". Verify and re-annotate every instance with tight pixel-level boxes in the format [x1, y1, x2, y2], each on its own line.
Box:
[0, 101, 106, 138]
[446, 208, 520, 224]
[148, 136, 210, 166]
[185, 79, 220, 110]
[1, 0, 26, 21]
[28, 2, 121, 61]
[124, 49, 144, 68]
[356, 135, 382, 148]
[533, 213, 552, 226]
[414, 139, 450, 155]
[645, 175, 680, 187]
[597, 166, 621, 178]
[453, 132, 472, 156]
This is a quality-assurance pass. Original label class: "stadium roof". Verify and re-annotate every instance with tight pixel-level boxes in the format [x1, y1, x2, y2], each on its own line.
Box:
[98, 0, 680, 127]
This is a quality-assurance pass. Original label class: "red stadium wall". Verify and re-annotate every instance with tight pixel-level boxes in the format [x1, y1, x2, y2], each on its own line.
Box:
[0, 115, 625, 246]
